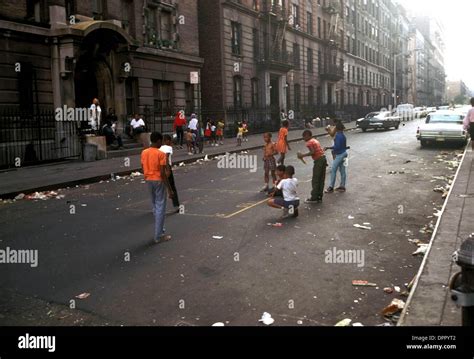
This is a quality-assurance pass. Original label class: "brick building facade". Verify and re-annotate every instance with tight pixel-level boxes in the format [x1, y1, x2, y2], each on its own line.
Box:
[0, 0, 203, 166]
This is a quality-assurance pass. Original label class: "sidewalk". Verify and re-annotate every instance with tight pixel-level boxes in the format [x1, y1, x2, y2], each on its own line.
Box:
[0, 123, 355, 198]
[399, 146, 472, 326]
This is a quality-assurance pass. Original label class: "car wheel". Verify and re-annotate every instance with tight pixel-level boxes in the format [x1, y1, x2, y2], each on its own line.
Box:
[361, 128, 367, 132]
[394, 123, 400, 129]
[420, 139, 428, 148]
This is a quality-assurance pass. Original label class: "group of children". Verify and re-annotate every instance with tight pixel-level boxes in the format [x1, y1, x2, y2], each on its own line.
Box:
[263, 119, 349, 219]
[236, 120, 249, 146]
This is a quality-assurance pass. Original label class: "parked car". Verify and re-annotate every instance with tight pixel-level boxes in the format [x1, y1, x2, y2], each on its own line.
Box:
[356, 111, 401, 132]
[426, 107, 437, 114]
[416, 110, 467, 147]
[396, 103, 414, 121]
[413, 107, 428, 118]
[455, 105, 471, 117]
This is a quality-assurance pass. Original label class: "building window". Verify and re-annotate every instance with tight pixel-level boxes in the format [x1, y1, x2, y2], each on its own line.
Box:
[251, 78, 259, 107]
[231, 22, 242, 55]
[26, 0, 48, 23]
[145, 5, 177, 48]
[125, 77, 138, 116]
[291, 4, 299, 27]
[253, 28, 260, 60]
[153, 80, 174, 115]
[185, 83, 194, 114]
[307, 48, 313, 73]
[318, 50, 322, 73]
[294, 84, 301, 111]
[253, 0, 260, 11]
[18, 62, 34, 112]
[307, 12, 313, 35]
[121, 0, 135, 36]
[65, 0, 76, 20]
[92, 0, 106, 20]
[323, 20, 327, 39]
[317, 17, 321, 38]
[308, 85, 315, 106]
[233, 76, 243, 108]
[293, 43, 300, 69]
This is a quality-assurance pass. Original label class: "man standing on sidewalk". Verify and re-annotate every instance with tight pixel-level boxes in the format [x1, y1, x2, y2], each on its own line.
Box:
[141, 132, 173, 244]
[297, 130, 327, 204]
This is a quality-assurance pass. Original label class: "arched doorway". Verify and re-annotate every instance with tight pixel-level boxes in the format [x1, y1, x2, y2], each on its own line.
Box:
[74, 27, 130, 120]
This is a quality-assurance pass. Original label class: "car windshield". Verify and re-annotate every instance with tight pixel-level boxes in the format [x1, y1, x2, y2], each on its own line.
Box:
[426, 114, 463, 124]
[366, 113, 378, 118]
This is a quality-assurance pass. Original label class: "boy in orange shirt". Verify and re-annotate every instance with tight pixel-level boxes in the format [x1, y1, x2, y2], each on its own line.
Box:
[141, 132, 173, 243]
[276, 120, 291, 165]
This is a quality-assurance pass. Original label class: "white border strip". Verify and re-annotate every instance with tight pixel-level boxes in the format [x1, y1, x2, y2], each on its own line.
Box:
[397, 144, 470, 326]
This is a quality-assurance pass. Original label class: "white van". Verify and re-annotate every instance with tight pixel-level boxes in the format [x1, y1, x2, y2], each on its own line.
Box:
[396, 104, 414, 121]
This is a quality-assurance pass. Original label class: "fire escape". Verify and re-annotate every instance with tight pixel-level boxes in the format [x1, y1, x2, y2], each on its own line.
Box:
[319, 1, 344, 82]
[257, 1, 294, 72]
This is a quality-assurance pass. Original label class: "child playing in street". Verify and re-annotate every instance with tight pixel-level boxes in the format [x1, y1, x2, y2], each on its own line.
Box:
[260, 132, 277, 193]
[211, 121, 217, 146]
[267, 165, 299, 219]
[297, 129, 327, 204]
[217, 119, 225, 145]
[185, 128, 195, 155]
[242, 120, 249, 142]
[276, 120, 291, 165]
[236, 122, 244, 146]
[268, 164, 286, 197]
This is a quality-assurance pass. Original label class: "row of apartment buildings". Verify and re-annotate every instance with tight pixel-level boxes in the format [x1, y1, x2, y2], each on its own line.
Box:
[0, 0, 447, 165]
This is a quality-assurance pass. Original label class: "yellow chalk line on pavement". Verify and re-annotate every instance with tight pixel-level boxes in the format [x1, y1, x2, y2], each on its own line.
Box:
[223, 198, 269, 219]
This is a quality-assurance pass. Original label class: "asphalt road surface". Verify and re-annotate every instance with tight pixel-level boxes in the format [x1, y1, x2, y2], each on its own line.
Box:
[0, 118, 464, 326]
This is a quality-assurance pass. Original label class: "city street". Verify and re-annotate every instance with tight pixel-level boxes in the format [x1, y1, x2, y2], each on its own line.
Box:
[0, 118, 463, 326]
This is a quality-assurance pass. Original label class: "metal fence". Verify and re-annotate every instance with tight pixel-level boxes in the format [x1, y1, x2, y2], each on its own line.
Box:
[0, 107, 81, 169]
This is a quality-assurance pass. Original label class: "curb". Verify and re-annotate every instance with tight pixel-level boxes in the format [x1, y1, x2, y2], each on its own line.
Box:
[0, 124, 356, 199]
[397, 141, 470, 326]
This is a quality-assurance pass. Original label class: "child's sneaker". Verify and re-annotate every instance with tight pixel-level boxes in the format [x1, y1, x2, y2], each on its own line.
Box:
[188, 152, 193, 155]
[280, 208, 290, 219]
[335, 187, 346, 192]
[325, 187, 334, 193]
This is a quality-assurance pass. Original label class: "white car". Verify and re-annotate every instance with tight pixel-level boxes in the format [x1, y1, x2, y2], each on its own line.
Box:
[416, 110, 467, 147]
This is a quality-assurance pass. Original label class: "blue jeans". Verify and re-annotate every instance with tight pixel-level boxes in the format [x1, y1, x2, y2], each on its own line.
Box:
[147, 180, 167, 241]
[329, 152, 348, 188]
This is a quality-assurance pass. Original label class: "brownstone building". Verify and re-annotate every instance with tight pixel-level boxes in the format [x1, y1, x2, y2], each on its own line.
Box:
[198, 0, 412, 130]
[0, 0, 203, 166]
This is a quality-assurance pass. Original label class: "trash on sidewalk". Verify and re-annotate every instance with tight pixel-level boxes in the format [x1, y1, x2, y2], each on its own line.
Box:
[75, 293, 90, 299]
[259, 312, 274, 325]
[352, 322, 364, 327]
[412, 244, 429, 256]
[130, 171, 142, 177]
[25, 191, 59, 201]
[179, 162, 185, 167]
[382, 298, 405, 316]
[14, 193, 25, 200]
[353, 224, 372, 230]
[212, 236, 223, 239]
[212, 322, 225, 327]
[383, 287, 393, 294]
[348, 215, 355, 219]
[335, 318, 352, 327]
[204, 155, 210, 161]
[267, 222, 283, 227]
[394, 286, 401, 293]
[352, 280, 377, 287]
